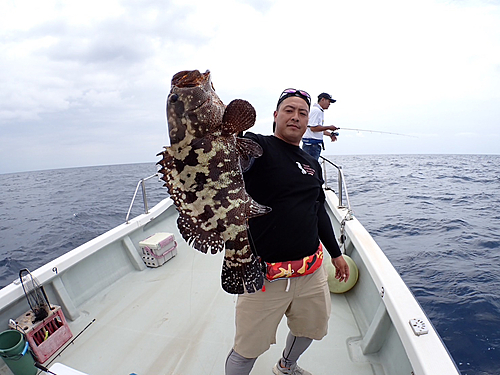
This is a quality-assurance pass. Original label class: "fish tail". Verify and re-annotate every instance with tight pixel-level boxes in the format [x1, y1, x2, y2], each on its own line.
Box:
[221, 255, 264, 294]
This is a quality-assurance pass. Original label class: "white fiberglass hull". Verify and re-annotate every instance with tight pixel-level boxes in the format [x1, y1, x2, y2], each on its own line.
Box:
[0, 191, 458, 374]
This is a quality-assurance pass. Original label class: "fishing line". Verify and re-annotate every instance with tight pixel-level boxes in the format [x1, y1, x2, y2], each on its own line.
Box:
[247, 222, 268, 287]
[189, 241, 196, 318]
[337, 127, 418, 138]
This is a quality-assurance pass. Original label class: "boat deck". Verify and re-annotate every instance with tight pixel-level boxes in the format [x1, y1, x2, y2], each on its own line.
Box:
[50, 240, 374, 375]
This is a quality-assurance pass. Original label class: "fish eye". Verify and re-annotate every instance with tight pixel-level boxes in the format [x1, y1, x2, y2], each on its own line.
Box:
[170, 94, 179, 103]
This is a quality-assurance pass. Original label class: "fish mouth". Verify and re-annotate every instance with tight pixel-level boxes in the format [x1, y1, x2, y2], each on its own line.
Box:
[169, 70, 213, 112]
[172, 70, 210, 88]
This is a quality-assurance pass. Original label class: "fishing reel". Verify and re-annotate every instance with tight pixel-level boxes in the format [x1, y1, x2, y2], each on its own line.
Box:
[329, 132, 339, 139]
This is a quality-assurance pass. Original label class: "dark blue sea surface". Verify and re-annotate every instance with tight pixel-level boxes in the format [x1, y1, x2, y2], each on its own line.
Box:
[0, 163, 164, 288]
[1, 155, 499, 374]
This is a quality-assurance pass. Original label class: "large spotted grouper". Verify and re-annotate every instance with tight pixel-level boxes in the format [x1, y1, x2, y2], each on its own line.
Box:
[157, 70, 271, 294]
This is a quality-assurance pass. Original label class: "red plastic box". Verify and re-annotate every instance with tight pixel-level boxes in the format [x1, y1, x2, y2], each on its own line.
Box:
[11, 305, 73, 363]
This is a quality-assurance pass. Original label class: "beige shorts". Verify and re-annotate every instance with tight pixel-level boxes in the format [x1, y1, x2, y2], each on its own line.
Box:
[233, 264, 331, 358]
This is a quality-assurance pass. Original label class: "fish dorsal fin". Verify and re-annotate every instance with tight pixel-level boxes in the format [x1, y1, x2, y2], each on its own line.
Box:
[246, 197, 271, 219]
[221, 99, 256, 135]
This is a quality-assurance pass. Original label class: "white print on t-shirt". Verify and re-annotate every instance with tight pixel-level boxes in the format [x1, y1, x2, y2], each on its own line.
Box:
[296, 162, 315, 176]
[296, 162, 306, 174]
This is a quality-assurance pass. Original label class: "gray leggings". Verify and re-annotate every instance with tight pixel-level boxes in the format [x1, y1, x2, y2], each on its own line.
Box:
[225, 332, 313, 375]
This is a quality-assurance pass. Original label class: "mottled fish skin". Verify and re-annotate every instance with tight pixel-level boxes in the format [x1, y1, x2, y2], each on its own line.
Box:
[157, 70, 270, 294]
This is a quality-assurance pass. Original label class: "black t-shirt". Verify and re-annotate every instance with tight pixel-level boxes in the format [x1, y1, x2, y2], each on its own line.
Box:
[243, 133, 341, 262]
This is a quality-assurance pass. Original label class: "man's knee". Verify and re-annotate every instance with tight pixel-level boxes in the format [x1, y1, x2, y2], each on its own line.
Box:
[225, 349, 257, 375]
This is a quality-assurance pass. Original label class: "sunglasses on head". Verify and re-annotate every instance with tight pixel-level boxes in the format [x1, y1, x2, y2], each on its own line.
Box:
[277, 88, 311, 108]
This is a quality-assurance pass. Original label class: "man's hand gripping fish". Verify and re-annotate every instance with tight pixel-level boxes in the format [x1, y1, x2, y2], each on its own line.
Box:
[157, 70, 270, 294]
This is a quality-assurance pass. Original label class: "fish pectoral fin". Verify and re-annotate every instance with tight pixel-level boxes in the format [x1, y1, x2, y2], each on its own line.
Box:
[237, 137, 264, 172]
[235, 137, 263, 158]
[246, 197, 272, 219]
[221, 99, 256, 135]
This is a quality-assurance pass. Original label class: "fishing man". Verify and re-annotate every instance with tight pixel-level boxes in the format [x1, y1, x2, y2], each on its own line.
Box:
[302, 92, 338, 160]
[225, 89, 350, 375]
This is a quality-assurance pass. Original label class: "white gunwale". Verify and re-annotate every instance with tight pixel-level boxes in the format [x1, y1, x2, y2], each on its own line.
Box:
[0, 190, 459, 375]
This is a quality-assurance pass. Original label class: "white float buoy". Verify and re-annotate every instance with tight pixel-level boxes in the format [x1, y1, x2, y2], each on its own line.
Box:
[325, 254, 359, 293]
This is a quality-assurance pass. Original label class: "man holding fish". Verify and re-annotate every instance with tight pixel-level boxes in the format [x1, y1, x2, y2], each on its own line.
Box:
[225, 88, 350, 375]
[158, 70, 349, 374]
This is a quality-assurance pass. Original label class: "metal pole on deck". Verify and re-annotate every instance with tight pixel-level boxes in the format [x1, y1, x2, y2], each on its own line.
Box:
[337, 166, 343, 207]
[141, 179, 149, 214]
[323, 160, 328, 190]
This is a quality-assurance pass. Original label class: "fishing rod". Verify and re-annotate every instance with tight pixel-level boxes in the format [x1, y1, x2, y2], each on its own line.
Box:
[40, 318, 96, 371]
[336, 127, 418, 138]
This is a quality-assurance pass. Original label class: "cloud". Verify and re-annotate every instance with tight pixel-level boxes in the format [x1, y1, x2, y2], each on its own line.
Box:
[1, 0, 499, 173]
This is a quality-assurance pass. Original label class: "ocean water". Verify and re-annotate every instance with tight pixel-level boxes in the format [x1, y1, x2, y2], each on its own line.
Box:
[1, 155, 499, 374]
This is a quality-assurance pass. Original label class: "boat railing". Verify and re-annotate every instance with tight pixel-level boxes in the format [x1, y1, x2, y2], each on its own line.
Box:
[124, 159, 349, 223]
[125, 173, 161, 224]
[320, 156, 351, 211]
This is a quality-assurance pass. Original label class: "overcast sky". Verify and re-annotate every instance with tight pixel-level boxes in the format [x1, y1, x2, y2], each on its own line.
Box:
[1, 0, 499, 174]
